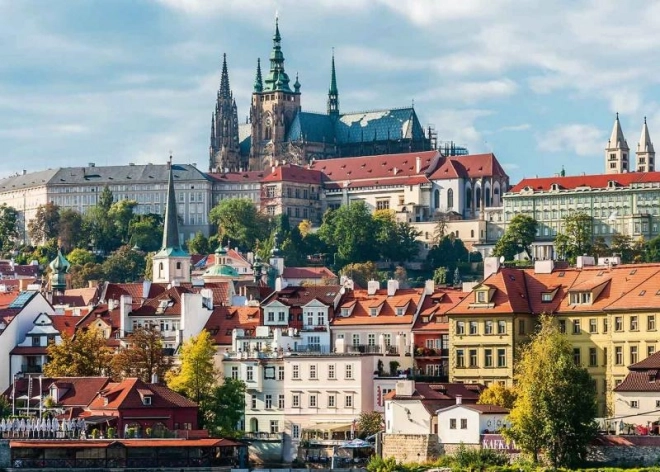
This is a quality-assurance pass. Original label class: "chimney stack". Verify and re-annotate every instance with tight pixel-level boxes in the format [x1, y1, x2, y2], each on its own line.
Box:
[455, 395, 462, 405]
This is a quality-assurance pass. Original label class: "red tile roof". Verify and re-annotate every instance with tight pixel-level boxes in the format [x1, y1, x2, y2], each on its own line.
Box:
[103, 282, 166, 302]
[204, 306, 261, 346]
[5, 377, 111, 406]
[386, 382, 485, 412]
[510, 171, 660, 193]
[282, 267, 337, 280]
[413, 288, 467, 332]
[261, 164, 324, 184]
[88, 378, 197, 410]
[263, 285, 342, 308]
[0, 291, 19, 309]
[332, 288, 422, 326]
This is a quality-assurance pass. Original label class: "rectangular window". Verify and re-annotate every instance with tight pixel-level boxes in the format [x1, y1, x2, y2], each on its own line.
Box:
[589, 319, 598, 333]
[603, 318, 609, 333]
[328, 364, 336, 379]
[292, 365, 300, 380]
[231, 366, 239, 379]
[352, 334, 360, 346]
[456, 321, 465, 335]
[328, 394, 336, 408]
[265, 394, 273, 409]
[345, 395, 353, 408]
[278, 366, 285, 380]
[476, 291, 487, 303]
[484, 349, 493, 367]
[310, 365, 317, 379]
[246, 366, 254, 381]
[251, 395, 257, 409]
[630, 316, 639, 331]
[485, 320, 493, 335]
[309, 394, 317, 408]
[603, 347, 608, 366]
[572, 319, 581, 334]
[497, 349, 506, 367]
[292, 424, 300, 439]
[345, 364, 353, 379]
[615, 346, 623, 365]
[497, 320, 506, 334]
[630, 345, 639, 364]
[278, 394, 285, 409]
[630, 400, 639, 409]
[469, 321, 478, 335]
[589, 348, 597, 367]
[270, 420, 279, 434]
[450, 419, 456, 429]
[460, 418, 468, 429]
[573, 348, 581, 366]
[649, 315, 656, 331]
[469, 349, 478, 367]
[292, 394, 300, 408]
[518, 319, 525, 335]
[456, 349, 465, 368]
[615, 317, 623, 332]
[368, 334, 376, 346]
[649, 345, 656, 358]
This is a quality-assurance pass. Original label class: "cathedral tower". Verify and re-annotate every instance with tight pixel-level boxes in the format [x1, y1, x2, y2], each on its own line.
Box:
[327, 52, 339, 117]
[249, 18, 301, 169]
[210, 54, 241, 172]
[152, 158, 191, 284]
[636, 117, 655, 172]
[605, 113, 629, 174]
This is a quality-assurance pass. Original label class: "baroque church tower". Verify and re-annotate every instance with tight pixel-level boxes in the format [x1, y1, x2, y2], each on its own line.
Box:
[605, 113, 630, 174]
[636, 117, 655, 172]
[210, 54, 241, 172]
[249, 18, 302, 169]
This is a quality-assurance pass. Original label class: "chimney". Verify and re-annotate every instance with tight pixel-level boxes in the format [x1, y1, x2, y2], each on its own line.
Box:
[455, 395, 462, 405]
[483, 256, 501, 280]
[367, 280, 379, 296]
[424, 279, 435, 295]
[416, 156, 422, 173]
[395, 380, 414, 396]
[534, 260, 554, 274]
[151, 373, 159, 384]
[119, 295, 133, 336]
[275, 277, 287, 291]
[387, 279, 399, 297]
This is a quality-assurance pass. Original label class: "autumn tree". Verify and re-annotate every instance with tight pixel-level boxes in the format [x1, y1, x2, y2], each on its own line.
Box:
[493, 214, 538, 261]
[67, 248, 96, 267]
[478, 383, 517, 410]
[112, 326, 172, 383]
[0, 204, 19, 255]
[28, 202, 60, 244]
[504, 316, 597, 468]
[209, 198, 270, 251]
[44, 328, 114, 377]
[166, 330, 217, 405]
[554, 212, 593, 263]
[204, 378, 246, 438]
[357, 411, 384, 437]
[341, 261, 380, 289]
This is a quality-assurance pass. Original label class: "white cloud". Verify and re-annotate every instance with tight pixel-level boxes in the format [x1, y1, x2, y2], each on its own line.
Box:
[421, 79, 518, 104]
[536, 124, 605, 157]
[498, 124, 531, 132]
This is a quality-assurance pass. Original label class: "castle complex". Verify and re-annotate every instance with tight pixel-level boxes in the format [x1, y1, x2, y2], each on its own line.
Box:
[209, 19, 433, 172]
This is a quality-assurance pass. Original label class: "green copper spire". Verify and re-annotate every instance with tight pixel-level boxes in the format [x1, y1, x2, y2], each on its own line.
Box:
[161, 157, 184, 253]
[263, 17, 292, 92]
[327, 51, 339, 117]
[253, 58, 263, 92]
[294, 72, 300, 93]
[49, 249, 70, 292]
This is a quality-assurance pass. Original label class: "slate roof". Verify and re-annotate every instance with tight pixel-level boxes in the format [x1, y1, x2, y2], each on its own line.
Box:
[0, 168, 60, 191]
[49, 163, 210, 187]
[287, 112, 336, 143]
[207, 170, 265, 183]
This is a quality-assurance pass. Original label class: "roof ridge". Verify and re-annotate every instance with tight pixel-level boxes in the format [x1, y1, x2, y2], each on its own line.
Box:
[341, 106, 415, 115]
[603, 267, 660, 309]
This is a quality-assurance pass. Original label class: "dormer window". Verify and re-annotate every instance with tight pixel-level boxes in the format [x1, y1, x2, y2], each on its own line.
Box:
[476, 291, 487, 303]
[541, 293, 554, 302]
[341, 308, 349, 317]
[142, 396, 152, 406]
[396, 308, 405, 316]
[569, 292, 592, 305]
[550, 183, 559, 191]
[370, 308, 378, 317]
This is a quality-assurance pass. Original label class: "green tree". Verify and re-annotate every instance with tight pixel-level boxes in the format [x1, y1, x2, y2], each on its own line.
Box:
[477, 383, 517, 410]
[555, 212, 593, 262]
[341, 261, 380, 289]
[57, 208, 84, 251]
[433, 267, 448, 285]
[166, 330, 217, 404]
[101, 245, 145, 283]
[504, 316, 597, 467]
[610, 233, 633, 263]
[128, 214, 163, 252]
[28, 202, 60, 244]
[108, 200, 138, 244]
[209, 198, 270, 251]
[44, 328, 114, 377]
[318, 201, 378, 265]
[112, 325, 172, 383]
[591, 236, 610, 260]
[187, 231, 211, 255]
[493, 214, 538, 261]
[0, 204, 19, 255]
[204, 378, 246, 438]
[426, 235, 468, 273]
[357, 411, 383, 437]
[67, 248, 95, 267]
[69, 262, 104, 289]
[646, 234, 660, 262]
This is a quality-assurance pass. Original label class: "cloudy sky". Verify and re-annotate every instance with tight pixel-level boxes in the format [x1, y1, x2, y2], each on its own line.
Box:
[1, 0, 659, 182]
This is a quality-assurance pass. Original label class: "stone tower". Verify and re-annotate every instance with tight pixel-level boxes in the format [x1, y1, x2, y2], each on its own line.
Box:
[210, 54, 241, 172]
[152, 158, 191, 284]
[636, 117, 655, 172]
[605, 113, 630, 174]
[249, 18, 301, 170]
[327, 52, 339, 117]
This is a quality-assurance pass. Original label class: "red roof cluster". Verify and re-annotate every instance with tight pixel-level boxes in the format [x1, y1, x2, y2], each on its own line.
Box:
[510, 171, 660, 193]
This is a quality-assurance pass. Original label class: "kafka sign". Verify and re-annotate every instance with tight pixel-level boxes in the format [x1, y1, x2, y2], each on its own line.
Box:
[480, 434, 518, 452]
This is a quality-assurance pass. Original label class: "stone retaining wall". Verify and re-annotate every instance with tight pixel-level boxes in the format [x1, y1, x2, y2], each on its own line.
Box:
[382, 434, 442, 463]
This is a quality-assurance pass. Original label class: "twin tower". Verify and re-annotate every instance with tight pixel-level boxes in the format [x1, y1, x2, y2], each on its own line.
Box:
[605, 114, 655, 174]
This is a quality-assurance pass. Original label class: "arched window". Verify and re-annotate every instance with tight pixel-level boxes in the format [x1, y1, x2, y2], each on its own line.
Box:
[493, 186, 500, 206]
[250, 418, 259, 433]
[434, 189, 440, 209]
[447, 189, 454, 209]
[475, 187, 481, 208]
[485, 187, 491, 207]
[158, 262, 163, 278]
[465, 187, 472, 209]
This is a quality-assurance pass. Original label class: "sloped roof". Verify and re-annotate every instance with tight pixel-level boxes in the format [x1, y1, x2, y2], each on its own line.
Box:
[207, 170, 265, 183]
[447, 268, 531, 315]
[387, 382, 484, 403]
[263, 285, 341, 308]
[287, 112, 335, 143]
[103, 282, 166, 302]
[332, 288, 422, 326]
[614, 371, 660, 392]
[49, 163, 209, 186]
[337, 108, 426, 143]
[0, 168, 60, 191]
[413, 288, 466, 332]
[509, 171, 660, 193]
[282, 267, 337, 280]
[261, 164, 324, 184]
[88, 378, 197, 410]
[204, 306, 261, 345]
[5, 377, 111, 406]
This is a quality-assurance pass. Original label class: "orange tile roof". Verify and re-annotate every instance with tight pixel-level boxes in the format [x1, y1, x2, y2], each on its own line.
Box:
[0, 291, 19, 309]
[89, 378, 197, 410]
[413, 288, 467, 332]
[331, 288, 422, 326]
[261, 164, 324, 184]
[204, 306, 261, 346]
[510, 171, 660, 193]
[282, 267, 337, 280]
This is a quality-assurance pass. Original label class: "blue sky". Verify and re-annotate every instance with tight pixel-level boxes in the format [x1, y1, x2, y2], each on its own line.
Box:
[1, 0, 659, 183]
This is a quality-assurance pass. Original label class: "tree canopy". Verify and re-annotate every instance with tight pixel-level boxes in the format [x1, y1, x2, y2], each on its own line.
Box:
[0, 204, 19, 256]
[477, 383, 517, 410]
[554, 212, 593, 263]
[357, 411, 384, 437]
[504, 315, 597, 468]
[112, 326, 172, 383]
[28, 202, 60, 244]
[203, 378, 246, 438]
[209, 198, 270, 251]
[166, 330, 217, 404]
[426, 235, 468, 273]
[44, 328, 114, 377]
[493, 214, 538, 261]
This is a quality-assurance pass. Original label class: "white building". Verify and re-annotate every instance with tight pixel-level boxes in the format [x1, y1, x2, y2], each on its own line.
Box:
[436, 401, 509, 444]
[613, 351, 660, 427]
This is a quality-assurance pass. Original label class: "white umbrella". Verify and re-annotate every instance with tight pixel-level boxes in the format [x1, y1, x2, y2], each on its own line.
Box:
[0, 418, 6, 432]
[51, 418, 59, 434]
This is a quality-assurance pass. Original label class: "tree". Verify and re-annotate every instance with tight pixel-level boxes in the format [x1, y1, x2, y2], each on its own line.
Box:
[493, 214, 537, 260]
[108, 200, 138, 244]
[112, 326, 172, 383]
[555, 212, 593, 263]
[69, 262, 104, 289]
[166, 330, 217, 404]
[204, 378, 246, 438]
[610, 233, 633, 263]
[101, 245, 145, 283]
[44, 328, 114, 377]
[426, 235, 468, 273]
[341, 261, 380, 289]
[67, 248, 95, 267]
[0, 204, 19, 255]
[298, 219, 312, 237]
[646, 234, 660, 262]
[128, 214, 163, 252]
[187, 231, 211, 255]
[209, 198, 270, 251]
[504, 316, 597, 467]
[58, 208, 84, 251]
[28, 202, 60, 244]
[433, 267, 448, 285]
[432, 213, 452, 244]
[478, 383, 517, 410]
[318, 201, 378, 265]
[591, 236, 610, 260]
[357, 411, 383, 437]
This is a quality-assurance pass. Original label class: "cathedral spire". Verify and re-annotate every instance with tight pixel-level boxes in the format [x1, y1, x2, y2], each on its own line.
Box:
[639, 116, 655, 153]
[327, 50, 339, 117]
[605, 113, 630, 174]
[637, 116, 655, 172]
[254, 58, 263, 93]
[219, 53, 231, 99]
[608, 112, 629, 151]
[264, 16, 291, 92]
[162, 157, 182, 252]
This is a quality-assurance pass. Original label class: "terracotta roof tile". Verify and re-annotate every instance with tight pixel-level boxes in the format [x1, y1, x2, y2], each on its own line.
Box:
[510, 171, 660, 193]
[204, 306, 261, 346]
[282, 267, 337, 280]
[89, 378, 197, 410]
[261, 164, 324, 184]
[413, 288, 466, 332]
[331, 288, 422, 326]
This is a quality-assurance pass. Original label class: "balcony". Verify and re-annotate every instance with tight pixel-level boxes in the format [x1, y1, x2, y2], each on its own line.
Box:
[347, 345, 381, 354]
[242, 431, 284, 441]
[414, 347, 449, 358]
[300, 325, 327, 332]
[291, 345, 327, 354]
[21, 365, 43, 374]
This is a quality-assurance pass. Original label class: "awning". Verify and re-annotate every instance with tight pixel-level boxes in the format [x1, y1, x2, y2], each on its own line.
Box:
[82, 416, 117, 425]
[308, 423, 352, 432]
